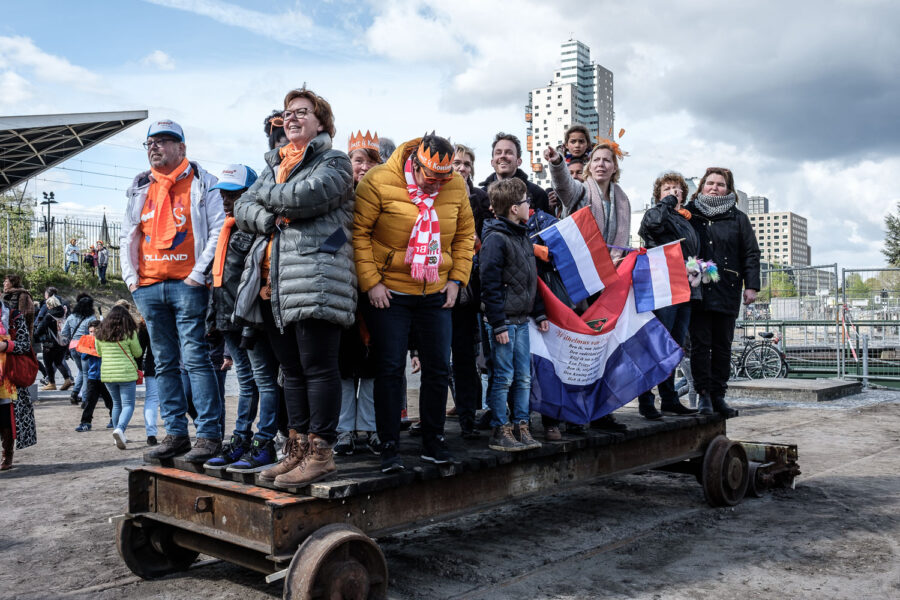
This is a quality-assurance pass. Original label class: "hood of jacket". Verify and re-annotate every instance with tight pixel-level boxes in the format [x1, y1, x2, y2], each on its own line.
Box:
[482, 216, 528, 241]
[479, 168, 531, 189]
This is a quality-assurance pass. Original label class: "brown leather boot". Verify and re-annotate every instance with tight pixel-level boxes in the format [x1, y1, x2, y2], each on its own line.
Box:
[274, 433, 336, 488]
[259, 431, 307, 483]
[1, 426, 14, 471]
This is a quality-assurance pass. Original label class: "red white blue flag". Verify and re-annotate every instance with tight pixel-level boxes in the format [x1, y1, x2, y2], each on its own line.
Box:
[530, 252, 683, 424]
[539, 207, 619, 304]
[632, 242, 691, 312]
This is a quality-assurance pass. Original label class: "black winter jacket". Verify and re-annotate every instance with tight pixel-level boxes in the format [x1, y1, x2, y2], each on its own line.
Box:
[686, 202, 761, 317]
[209, 226, 257, 332]
[479, 217, 546, 334]
[479, 169, 550, 214]
[466, 179, 492, 241]
[639, 195, 701, 300]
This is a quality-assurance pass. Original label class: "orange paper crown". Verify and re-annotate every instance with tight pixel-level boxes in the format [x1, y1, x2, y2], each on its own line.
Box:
[348, 130, 379, 154]
[416, 138, 453, 174]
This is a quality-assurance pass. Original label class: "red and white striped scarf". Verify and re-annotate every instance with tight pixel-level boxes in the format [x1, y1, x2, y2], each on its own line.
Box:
[403, 157, 442, 282]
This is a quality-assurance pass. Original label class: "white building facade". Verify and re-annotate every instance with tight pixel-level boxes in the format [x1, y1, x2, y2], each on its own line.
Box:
[526, 40, 614, 185]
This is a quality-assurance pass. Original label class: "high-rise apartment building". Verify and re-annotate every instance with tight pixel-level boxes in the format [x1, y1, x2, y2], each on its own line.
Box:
[525, 40, 614, 184]
[748, 195, 769, 214]
[749, 211, 810, 267]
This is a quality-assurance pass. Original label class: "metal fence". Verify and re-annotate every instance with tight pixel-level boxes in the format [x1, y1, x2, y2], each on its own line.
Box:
[840, 268, 900, 381]
[736, 264, 841, 378]
[1, 214, 121, 275]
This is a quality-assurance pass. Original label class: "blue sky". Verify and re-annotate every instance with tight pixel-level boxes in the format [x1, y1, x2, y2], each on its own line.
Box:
[2, 0, 899, 267]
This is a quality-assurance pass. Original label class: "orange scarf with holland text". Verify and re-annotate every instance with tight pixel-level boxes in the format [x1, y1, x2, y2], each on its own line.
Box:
[211, 216, 236, 288]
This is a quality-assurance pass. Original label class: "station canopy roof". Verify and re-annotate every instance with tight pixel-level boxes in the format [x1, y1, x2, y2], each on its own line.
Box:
[0, 110, 148, 194]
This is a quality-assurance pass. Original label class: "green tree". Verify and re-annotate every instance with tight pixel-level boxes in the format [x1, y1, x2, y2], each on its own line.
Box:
[883, 203, 900, 265]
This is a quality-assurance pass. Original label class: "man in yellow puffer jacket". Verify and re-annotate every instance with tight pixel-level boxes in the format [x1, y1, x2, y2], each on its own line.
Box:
[353, 133, 475, 473]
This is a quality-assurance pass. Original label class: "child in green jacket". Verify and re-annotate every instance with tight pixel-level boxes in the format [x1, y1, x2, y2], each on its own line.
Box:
[95, 306, 142, 450]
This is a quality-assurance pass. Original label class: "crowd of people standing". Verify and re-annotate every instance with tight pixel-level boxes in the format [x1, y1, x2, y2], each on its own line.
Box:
[0, 87, 759, 477]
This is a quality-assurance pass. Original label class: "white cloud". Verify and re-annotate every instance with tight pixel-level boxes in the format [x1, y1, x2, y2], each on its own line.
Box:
[0, 71, 32, 107]
[144, 0, 327, 48]
[140, 50, 175, 71]
[0, 36, 100, 89]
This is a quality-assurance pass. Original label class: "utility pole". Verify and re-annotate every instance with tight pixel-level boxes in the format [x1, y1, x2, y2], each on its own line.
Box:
[41, 191, 57, 268]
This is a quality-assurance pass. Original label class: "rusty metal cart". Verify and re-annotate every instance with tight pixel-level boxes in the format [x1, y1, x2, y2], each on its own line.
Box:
[115, 412, 798, 599]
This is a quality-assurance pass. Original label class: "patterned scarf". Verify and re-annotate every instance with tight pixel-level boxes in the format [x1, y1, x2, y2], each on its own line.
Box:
[403, 157, 442, 282]
[148, 158, 191, 249]
[694, 192, 737, 217]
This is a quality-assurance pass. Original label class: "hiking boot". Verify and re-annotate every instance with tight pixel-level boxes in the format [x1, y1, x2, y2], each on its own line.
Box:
[75, 423, 91, 432]
[60, 378, 74, 391]
[514, 421, 542, 449]
[204, 435, 249, 468]
[421, 435, 455, 464]
[113, 428, 127, 450]
[144, 434, 191, 461]
[661, 399, 698, 416]
[146, 436, 158, 446]
[698, 394, 714, 415]
[182, 437, 222, 463]
[333, 431, 355, 456]
[259, 432, 308, 483]
[274, 433, 336, 488]
[228, 437, 278, 473]
[380, 440, 405, 473]
[591, 414, 628, 432]
[40, 382, 57, 391]
[489, 424, 527, 452]
[544, 425, 562, 442]
[711, 396, 732, 415]
[638, 396, 664, 421]
[364, 432, 382, 455]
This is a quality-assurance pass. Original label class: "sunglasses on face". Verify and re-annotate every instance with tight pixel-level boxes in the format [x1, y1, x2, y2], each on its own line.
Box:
[416, 163, 452, 185]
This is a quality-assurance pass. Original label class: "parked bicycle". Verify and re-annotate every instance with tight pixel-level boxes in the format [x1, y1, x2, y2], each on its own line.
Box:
[730, 331, 789, 379]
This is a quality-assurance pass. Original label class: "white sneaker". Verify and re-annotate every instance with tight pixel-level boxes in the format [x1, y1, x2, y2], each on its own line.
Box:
[113, 428, 127, 450]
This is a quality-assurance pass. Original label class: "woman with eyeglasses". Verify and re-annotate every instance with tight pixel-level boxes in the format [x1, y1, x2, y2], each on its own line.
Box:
[353, 133, 475, 473]
[233, 88, 355, 488]
[685, 167, 760, 415]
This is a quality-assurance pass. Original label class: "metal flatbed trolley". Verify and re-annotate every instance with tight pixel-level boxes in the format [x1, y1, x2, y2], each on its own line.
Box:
[115, 412, 799, 598]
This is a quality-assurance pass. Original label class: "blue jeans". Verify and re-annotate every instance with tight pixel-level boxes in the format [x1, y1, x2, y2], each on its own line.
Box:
[108, 380, 137, 432]
[143, 375, 159, 436]
[484, 321, 532, 427]
[132, 280, 222, 439]
[338, 378, 376, 433]
[224, 330, 280, 442]
[71, 351, 84, 396]
[98, 265, 108, 285]
[362, 292, 452, 445]
[640, 302, 691, 404]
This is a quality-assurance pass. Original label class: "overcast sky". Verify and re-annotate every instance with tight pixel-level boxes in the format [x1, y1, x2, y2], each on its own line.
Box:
[2, 0, 898, 267]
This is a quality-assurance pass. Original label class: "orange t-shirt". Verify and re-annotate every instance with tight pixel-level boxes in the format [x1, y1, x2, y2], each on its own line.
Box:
[139, 175, 196, 285]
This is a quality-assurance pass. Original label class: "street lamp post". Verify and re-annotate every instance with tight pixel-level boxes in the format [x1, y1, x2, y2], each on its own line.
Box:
[41, 191, 58, 268]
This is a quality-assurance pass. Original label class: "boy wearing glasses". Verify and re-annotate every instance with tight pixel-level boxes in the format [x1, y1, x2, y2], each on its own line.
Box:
[480, 178, 549, 452]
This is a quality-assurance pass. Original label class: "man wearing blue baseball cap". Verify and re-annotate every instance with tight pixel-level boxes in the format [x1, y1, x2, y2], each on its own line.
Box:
[204, 165, 280, 473]
[122, 118, 227, 463]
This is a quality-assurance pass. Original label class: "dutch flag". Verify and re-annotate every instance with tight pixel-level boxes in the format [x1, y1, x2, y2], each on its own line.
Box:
[632, 242, 692, 312]
[539, 207, 619, 304]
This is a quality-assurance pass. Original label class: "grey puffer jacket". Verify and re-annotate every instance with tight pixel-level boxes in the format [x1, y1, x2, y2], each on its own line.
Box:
[233, 133, 356, 329]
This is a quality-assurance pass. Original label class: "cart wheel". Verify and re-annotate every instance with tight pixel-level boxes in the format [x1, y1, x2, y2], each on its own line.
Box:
[116, 518, 199, 579]
[747, 461, 764, 498]
[283, 523, 388, 600]
[702, 435, 749, 507]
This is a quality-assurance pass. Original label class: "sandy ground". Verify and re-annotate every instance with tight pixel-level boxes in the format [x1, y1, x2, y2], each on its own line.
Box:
[2, 386, 898, 600]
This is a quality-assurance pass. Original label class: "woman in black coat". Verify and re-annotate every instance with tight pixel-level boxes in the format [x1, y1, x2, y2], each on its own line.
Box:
[637, 172, 700, 419]
[685, 167, 760, 415]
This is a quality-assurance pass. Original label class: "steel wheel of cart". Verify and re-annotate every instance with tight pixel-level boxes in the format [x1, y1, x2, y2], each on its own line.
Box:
[702, 435, 749, 507]
[116, 518, 199, 579]
[283, 523, 388, 600]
